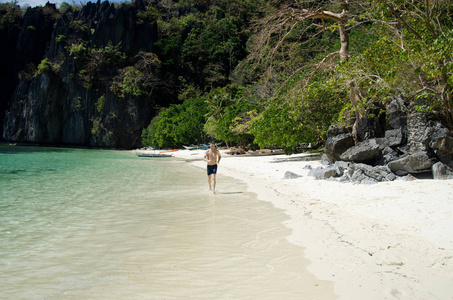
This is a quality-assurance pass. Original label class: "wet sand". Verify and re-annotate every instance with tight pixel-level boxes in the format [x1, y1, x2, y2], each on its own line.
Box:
[151, 149, 453, 300]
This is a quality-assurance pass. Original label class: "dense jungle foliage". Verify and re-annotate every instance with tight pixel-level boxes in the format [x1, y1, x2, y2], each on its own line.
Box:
[2, 0, 452, 152]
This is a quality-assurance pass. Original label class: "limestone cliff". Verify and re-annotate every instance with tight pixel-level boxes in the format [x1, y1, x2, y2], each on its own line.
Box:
[2, 0, 167, 149]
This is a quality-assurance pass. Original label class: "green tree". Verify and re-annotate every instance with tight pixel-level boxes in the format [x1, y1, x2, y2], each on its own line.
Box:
[362, 0, 453, 126]
[0, 2, 23, 30]
[251, 73, 347, 154]
[203, 84, 242, 139]
[215, 101, 259, 146]
[243, 0, 371, 143]
[142, 97, 207, 148]
[111, 67, 147, 97]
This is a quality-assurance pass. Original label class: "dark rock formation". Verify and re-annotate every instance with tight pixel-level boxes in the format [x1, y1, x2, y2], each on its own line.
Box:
[312, 97, 453, 183]
[385, 128, 405, 147]
[308, 164, 341, 180]
[339, 138, 383, 163]
[3, 70, 153, 147]
[356, 114, 386, 141]
[308, 161, 348, 180]
[0, 5, 22, 141]
[375, 146, 399, 166]
[406, 112, 431, 153]
[387, 151, 437, 176]
[426, 123, 453, 168]
[1, 3, 57, 141]
[2, 0, 166, 149]
[432, 162, 453, 180]
[386, 96, 408, 130]
[344, 163, 396, 184]
[324, 126, 355, 163]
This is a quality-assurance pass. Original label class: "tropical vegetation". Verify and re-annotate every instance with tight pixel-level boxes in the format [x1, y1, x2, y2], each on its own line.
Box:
[2, 0, 452, 152]
[146, 0, 453, 152]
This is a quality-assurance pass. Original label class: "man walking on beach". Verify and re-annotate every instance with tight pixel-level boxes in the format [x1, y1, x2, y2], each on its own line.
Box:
[204, 142, 221, 194]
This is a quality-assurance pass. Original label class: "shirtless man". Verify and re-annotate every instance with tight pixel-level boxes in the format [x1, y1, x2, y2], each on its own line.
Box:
[203, 142, 221, 194]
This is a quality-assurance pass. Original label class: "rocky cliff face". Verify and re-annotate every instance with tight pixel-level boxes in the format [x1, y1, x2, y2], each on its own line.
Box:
[316, 96, 453, 182]
[2, 0, 166, 149]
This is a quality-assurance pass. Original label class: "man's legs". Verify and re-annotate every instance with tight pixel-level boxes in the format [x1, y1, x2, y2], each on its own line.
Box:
[208, 174, 212, 191]
[212, 173, 216, 194]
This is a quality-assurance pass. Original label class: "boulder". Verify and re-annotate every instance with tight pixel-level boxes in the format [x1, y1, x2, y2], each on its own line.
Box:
[351, 163, 397, 182]
[283, 171, 302, 179]
[397, 174, 418, 181]
[339, 138, 384, 163]
[427, 122, 453, 168]
[385, 128, 405, 147]
[387, 151, 437, 175]
[308, 165, 343, 180]
[357, 115, 386, 141]
[375, 146, 399, 166]
[339, 163, 396, 184]
[350, 169, 379, 184]
[334, 160, 351, 170]
[324, 126, 355, 163]
[406, 113, 430, 153]
[386, 96, 408, 130]
[432, 162, 453, 180]
[320, 154, 331, 165]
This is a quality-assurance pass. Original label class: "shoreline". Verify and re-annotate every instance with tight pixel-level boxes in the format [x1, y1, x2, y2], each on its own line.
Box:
[136, 149, 453, 299]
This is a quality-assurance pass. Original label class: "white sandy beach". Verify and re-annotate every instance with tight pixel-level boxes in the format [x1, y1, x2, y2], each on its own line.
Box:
[136, 148, 453, 299]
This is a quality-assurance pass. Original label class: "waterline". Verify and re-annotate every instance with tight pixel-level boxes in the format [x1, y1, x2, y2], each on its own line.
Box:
[0, 145, 334, 299]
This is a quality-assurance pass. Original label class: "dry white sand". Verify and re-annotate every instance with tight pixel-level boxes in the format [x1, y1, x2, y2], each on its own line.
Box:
[136, 148, 453, 299]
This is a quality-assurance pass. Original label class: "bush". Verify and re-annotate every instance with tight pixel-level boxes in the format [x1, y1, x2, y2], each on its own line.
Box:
[142, 97, 207, 148]
[251, 75, 347, 154]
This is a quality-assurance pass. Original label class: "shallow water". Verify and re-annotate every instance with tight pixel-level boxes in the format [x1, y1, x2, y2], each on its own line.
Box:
[0, 145, 334, 299]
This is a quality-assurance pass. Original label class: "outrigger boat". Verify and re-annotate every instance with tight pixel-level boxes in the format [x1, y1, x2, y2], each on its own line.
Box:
[137, 148, 175, 158]
[159, 149, 179, 153]
[183, 144, 208, 150]
[183, 142, 223, 150]
[137, 153, 172, 158]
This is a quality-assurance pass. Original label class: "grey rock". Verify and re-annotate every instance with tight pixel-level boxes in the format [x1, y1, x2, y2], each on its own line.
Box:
[324, 132, 355, 163]
[308, 165, 343, 180]
[339, 139, 383, 163]
[406, 113, 430, 153]
[397, 174, 418, 181]
[347, 168, 379, 184]
[334, 160, 351, 169]
[387, 151, 437, 175]
[432, 162, 453, 180]
[357, 115, 386, 141]
[428, 123, 453, 168]
[386, 96, 408, 130]
[375, 146, 399, 166]
[385, 128, 405, 147]
[320, 153, 331, 165]
[350, 163, 396, 182]
[283, 171, 302, 180]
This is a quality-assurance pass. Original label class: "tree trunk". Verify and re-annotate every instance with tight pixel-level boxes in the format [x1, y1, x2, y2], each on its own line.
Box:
[348, 79, 363, 143]
[339, 1, 350, 62]
[339, 22, 349, 62]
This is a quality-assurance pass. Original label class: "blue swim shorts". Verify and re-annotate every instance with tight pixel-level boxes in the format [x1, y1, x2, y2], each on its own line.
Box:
[207, 164, 218, 175]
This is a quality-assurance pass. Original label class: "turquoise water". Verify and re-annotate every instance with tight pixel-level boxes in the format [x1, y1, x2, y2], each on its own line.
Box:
[0, 145, 334, 299]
